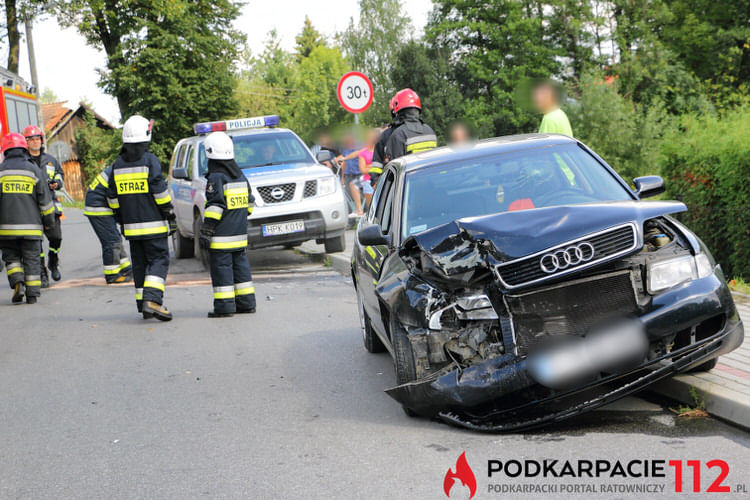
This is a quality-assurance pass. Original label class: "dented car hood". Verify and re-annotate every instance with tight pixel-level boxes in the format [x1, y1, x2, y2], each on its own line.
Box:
[401, 201, 687, 276]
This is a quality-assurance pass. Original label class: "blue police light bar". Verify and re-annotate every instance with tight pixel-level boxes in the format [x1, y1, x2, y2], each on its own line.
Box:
[193, 115, 280, 135]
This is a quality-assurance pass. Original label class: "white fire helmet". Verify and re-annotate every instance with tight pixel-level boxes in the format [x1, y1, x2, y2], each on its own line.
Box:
[203, 131, 234, 160]
[122, 115, 153, 143]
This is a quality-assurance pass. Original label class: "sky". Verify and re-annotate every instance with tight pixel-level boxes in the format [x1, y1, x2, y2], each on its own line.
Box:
[15, 0, 434, 125]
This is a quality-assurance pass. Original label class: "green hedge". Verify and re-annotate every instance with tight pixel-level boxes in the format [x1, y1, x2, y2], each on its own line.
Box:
[661, 105, 750, 279]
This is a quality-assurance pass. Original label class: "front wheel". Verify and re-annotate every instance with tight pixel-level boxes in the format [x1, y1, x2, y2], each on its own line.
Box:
[324, 234, 346, 253]
[173, 227, 194, 259]
[391, 316, 418, 417]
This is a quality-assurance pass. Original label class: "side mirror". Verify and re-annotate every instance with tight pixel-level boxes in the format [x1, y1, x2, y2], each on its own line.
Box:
[358, 224, 390, 247]
[633, 175, 665, 199]
[172, 167, 188, 180]
[316, 150, 334, 164]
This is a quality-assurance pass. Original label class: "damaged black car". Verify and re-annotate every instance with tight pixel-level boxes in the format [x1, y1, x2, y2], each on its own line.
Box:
[351, 134, 744, 431]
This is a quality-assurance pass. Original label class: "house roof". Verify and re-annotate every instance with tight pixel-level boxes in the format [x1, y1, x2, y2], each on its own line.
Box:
[43, 101, 116, 140]
[42, 101, 72, 132]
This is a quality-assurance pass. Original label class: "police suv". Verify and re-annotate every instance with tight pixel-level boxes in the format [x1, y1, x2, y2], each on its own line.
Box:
[168, 115, 347, 263]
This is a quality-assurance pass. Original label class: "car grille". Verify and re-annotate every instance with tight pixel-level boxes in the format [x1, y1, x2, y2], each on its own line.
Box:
[303, 180, 317, 198]
[258, 183, 295, 204]
[495, 223, 638, 288]
[505, 271, 638, 355]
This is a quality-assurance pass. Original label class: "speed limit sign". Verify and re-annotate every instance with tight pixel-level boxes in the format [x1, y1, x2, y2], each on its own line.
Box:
[336, 71, 374, 114]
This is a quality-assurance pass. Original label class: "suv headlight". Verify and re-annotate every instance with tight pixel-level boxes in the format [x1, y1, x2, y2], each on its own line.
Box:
[647, 253, 713, 294]
[318, 176, 337, 196]
[429, 294, 498, 330]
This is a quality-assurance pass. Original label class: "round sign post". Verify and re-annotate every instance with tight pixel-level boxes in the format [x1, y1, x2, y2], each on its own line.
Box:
[336, 71, 374, 123]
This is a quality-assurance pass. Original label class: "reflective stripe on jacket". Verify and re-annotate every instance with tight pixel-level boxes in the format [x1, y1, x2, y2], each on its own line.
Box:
[0, 150, 55, 239]
[203, 170, 254, 252]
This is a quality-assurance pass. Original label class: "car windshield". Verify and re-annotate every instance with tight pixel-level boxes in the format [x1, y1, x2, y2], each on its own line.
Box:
[402, 143, 634, 239]
[199, 131, 313, 174]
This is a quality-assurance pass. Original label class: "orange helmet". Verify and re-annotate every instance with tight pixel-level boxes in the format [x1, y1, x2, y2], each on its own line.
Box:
[1, 132, 29, 153]
[23, 125, 44, 143]
[392, 88, 421, 114]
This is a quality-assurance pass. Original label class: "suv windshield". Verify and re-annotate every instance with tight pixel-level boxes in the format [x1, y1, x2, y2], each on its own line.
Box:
[199, 131, 313, 173]
[402, 143, 633, 239]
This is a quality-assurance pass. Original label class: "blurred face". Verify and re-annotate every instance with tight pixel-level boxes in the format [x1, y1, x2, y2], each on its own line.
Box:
[26, 135, 42, 153]
[261, 143, 275, 161]
[365, 128, 380, 147]
[449, 124, 470, 144]
[532, 84, 556, 113]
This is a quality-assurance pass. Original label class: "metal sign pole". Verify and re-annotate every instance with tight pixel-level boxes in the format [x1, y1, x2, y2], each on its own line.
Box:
[354, 113, 359, 125]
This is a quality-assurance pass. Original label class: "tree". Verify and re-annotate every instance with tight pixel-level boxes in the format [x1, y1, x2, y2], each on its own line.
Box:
[40, 87, 59, 103]
[294, 16, 325, 62]
[74, 111, 120, 183]
[3, 0, 20, 73]
[427, 0, 563, 137]
[340, 0, 412, 124]
[54, 0, 244, 161]
[289, 46, 350, 142]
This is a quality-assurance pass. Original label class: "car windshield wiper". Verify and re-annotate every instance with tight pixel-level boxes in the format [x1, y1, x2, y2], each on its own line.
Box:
[247, 161, 286, 168]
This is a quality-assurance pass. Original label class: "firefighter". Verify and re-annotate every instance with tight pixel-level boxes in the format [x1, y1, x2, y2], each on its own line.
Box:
[0, 132, 55, 304]
[198, 131, 256, 318]
[385, 89, 438, 161]
[24, 125, 64, 286]
[106, 115, 175, 321]
[84, 163, 132, 283]
[369, 95, 397, 187]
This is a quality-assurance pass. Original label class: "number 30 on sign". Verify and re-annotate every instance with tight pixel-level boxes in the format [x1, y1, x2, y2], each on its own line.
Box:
[336, 72, 374, 114]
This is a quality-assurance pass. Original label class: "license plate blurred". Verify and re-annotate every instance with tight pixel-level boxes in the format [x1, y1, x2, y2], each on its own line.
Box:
[262, 220, 305, 236]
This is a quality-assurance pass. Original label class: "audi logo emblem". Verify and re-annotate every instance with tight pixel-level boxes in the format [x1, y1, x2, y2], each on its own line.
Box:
[270, 187, 285, 200]
[540, 242, 595, 273]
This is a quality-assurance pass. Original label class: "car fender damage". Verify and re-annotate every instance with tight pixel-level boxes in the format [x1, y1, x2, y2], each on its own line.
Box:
[377, 200, 744, 430]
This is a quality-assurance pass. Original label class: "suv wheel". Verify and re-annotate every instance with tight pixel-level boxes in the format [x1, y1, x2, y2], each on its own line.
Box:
[173, 227, 194, 259]
[193, 216, 209, 270]
[390, 316, 418, 417]
[358, 291, 385, 353]
[324, 234, 346, 253]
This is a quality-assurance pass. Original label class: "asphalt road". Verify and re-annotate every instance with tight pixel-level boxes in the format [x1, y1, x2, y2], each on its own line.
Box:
[1, 210, 749, 499]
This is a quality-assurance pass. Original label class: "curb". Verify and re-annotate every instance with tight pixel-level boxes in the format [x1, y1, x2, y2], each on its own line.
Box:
[327, 252, 352, 277]
[649, 372, 750, 430]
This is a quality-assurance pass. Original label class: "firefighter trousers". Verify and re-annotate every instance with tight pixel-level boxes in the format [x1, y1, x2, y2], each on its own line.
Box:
[209, 249, 255, 314]
[129, 237, 169, 310]
[42, 214, 62, 270]
[0, 239, 42, 297]
[87, 215, 132, 283]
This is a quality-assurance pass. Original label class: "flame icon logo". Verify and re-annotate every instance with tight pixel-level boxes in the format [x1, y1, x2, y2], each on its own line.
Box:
[443, 451, 477, 499]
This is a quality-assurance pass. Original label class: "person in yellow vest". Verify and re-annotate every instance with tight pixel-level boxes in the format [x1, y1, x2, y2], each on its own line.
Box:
[533, 80, 573, 137]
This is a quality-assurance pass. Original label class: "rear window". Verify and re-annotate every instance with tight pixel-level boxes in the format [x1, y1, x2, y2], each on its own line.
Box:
[401, 143, 633, 239]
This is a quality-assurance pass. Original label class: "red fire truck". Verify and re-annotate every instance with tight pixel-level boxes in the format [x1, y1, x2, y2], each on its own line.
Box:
[0, 68, 40, 136]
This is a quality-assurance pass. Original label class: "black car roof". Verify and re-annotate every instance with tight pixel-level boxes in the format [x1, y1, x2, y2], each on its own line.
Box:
[393, 133, 578, 172]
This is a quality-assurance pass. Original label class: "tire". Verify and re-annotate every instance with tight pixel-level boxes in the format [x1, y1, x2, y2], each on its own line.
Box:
[173, 228, 194, 259]
[689, 357, 718, 373]
[283, 243, 297, 250]
[324, 234, 346, 253]
[358, 291, 386, 353]
[391, 316, 418, 417]
[193, 216, 209, 270]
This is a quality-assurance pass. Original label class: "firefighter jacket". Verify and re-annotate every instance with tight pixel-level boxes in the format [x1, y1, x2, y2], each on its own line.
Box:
[30, 150, 64, 214]
[384, 109, 438, 160]
[0, 148, 55, 239]
[106, 147, 173, 240]
[203, 159, 254, 252]
[84, 164, 115, 217]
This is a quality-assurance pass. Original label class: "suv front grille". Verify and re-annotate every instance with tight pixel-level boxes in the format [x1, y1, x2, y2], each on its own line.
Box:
[258, 183, 295, 204]
[495, 223, 638, 288]
[505, 271, 638, 355]
[303, 180, 317, 198]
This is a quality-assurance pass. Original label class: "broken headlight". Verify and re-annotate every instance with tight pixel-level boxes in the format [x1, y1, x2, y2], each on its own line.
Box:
[429, 294, 498, 329]
[647, 253, 713, 294]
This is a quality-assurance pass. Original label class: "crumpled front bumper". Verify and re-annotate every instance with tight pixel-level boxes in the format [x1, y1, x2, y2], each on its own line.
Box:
[385, 271, 744, 431]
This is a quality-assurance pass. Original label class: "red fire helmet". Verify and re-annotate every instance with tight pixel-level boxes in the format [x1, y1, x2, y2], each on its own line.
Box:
[23, 125, 44, 142]
[392, 88, 421, 114]
[1, 132, 29, 153]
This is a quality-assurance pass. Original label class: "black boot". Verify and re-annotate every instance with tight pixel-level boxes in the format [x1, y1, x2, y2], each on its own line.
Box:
[12, 283, 24, 303]
[48, 252, 61, 281]
[208, 310, 234, 318]
[40, 267, 50, 288]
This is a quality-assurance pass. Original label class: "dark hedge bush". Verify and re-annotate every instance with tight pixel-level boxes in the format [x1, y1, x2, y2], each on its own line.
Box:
[661, 106, 750, 279]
